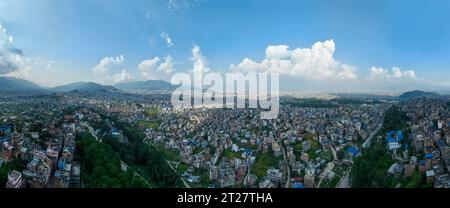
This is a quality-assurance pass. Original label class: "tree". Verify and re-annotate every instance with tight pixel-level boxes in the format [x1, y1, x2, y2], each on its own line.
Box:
[351, 106, 408, 188]
[76, 133, 148, 188]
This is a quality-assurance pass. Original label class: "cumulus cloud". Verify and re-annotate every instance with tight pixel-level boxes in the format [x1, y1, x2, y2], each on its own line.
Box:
[230, 40, 358, 81]
[0, 23, 27, 75]
[138, 55, 175, 80]
[93, 55, 124, 75]
[158, 55, 175, 74]
[138, 57, 160, 79]
[265, 45, 291, 59]
[112, 69, 132, 83]
[0, 23, 60, 86]
[160, 31, 174, 47]
[367, 66, 416, 81]
[191, 45, 210, 74]
[92, 55, 132, 84]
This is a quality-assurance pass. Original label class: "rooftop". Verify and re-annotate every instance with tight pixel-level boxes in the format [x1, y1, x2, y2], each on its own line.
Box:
[386, 130, 403, 143]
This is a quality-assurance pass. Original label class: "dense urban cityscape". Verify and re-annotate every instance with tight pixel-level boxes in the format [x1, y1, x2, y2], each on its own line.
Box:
[1, 88, 449, 188]
[1, 0, 450, 192]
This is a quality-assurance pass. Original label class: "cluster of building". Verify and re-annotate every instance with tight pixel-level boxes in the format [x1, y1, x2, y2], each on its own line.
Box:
[401, 98, 450, 187]
[0, 96, 85, 188]
[2, 92, 448, 189]
[142, 102, 386, 188]
[384, 98, 450, 188]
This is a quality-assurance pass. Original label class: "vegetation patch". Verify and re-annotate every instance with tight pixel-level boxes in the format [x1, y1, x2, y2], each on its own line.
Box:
[251, 152, 282, 178]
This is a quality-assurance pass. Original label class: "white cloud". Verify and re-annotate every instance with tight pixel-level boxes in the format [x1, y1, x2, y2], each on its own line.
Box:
[112, 69, 132, 83]
[92, 55, 131, 84]
[265, 45, 291, 59]
[93, 55, 124, 75]
[160, 31, 174, 47]
[367, 66, 416, 81]
[0, 23, 61, 86]
[167, 0, 205, 12]
[138, 56, 160, 79]
[337, 65, 358, 80]
[138, 55, 175, 80]
[0, 23, 26, 75]
[0, 24, 13, 45]
[158, 55, 174, 74]
[230, 40, 358, 81]
[191, 45, 210, 74]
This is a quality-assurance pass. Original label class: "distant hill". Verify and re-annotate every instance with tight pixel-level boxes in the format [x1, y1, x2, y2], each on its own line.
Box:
[398, 90, 442, 100]
[114, 80, 177, 92]
[0, 76, 47, 93]
[52, 82, 120, 93]
[333, 93, 398, 101]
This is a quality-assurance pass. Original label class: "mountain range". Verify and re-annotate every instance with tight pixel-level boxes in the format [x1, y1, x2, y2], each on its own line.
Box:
[52, 82, 119, 93]
[114, 80, 177, 91]
[398, 90, 443, 100]
[0, 77, 448, 101]
[0, 77, 176, 94]
[0, 77, 48, 93]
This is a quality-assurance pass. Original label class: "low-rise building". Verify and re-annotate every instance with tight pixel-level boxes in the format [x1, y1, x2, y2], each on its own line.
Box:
[6, 170, 24, 188]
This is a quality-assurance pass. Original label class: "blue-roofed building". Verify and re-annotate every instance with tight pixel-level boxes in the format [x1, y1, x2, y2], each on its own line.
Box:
[292, 182, 304, 188]
[0, 136, 10, 143]
[347, 146, 359, 157]
[436, 139, 445, 148]
[425, 153, 433, 160]
[397, 131, 403, 140]
[386, 130, 403, 150]
[361, 123, 367, 130]
[111, 127, 122, 138]
[244, 148, 252, 156]
[58, 158, 66, 170]
[0, 125, 13, 136]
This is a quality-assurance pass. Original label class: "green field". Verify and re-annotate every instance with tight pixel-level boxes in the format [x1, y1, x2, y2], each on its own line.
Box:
[154, 142, 181, 161]
[251, 152, 282, 178]
[307, 149, 318, 160]
[137, 120, 160, 129]
[294, 142, 302, 151]
[320, 150, 333, 161]
[322, 175, 340, 188]
[305, 134, 320, 149]
[144, 108, 158, 117]
[223, 149, 242, 159]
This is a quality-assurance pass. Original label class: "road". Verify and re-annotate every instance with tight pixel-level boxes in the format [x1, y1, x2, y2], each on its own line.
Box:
[82, 122, 99, 141]
[120, 161, 153, 187]
[393, 152, 408, 162]
[335, 115, 384, 188]
[165, 160, 191, 188]
[362, 116, 384, 149]
[329, 144, 338, 162]
[317, 162, 335, 188]
[81, 122, 153, 187]
[278, 141, 291, 188]
[336, 168, 351, 188]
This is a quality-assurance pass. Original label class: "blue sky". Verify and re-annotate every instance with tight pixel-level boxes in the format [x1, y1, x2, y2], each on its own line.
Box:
[0, 0, 449, 92]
